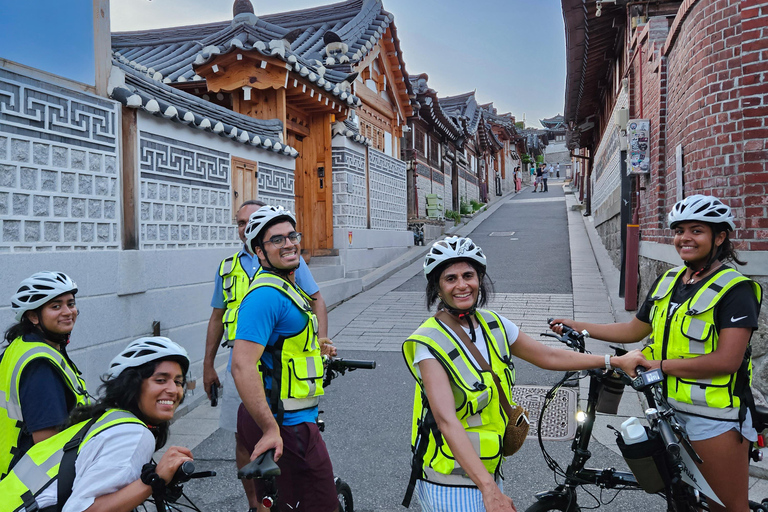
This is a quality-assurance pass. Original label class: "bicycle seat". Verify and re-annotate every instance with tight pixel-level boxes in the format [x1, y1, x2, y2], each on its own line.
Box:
[238, 449, 281, 479]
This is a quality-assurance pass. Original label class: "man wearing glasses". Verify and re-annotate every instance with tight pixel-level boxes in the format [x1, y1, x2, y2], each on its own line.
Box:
[231, 205, 341, 512]
[203, 200, 332, 512]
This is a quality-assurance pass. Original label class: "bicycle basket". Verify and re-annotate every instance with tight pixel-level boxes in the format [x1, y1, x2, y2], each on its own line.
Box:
[595, 370, 625, 415]
[616, 427, 668, 493]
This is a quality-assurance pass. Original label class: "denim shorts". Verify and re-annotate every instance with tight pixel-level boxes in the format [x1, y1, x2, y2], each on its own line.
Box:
[675, 408, 757, 442]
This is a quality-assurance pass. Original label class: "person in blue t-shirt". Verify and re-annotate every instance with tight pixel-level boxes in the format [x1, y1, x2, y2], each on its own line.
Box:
[232, 205, 340, 512]
[203, 199, 331, 512]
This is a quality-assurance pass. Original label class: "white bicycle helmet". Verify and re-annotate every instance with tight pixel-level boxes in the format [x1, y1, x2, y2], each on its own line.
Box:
[668, 194, 735, 230]
[11, 271, 78, 322]
[424, 236, 487, 279]
[243, 205, 297, 253]
[107, 336, 190, 379]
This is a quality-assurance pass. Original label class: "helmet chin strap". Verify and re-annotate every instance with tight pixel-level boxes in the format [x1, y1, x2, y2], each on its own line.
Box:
[33, 316, 71, 346]
[259, 244, 299, 278]
[684, 231, 722, 282]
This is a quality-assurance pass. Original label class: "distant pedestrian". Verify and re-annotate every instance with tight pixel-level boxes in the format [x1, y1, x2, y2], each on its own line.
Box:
[534, 164, 544, 192]
[514, 167, 522, 192]
[540, 164, 549, 192]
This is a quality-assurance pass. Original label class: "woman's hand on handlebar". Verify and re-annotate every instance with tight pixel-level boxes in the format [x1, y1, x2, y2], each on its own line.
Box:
[250, 429, 283, 462]
[549, 318, 577, 336]
[155, 446, 194, 484]
[612, 350, 648, 377]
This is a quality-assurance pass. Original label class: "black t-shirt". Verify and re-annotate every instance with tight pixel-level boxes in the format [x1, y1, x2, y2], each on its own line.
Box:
[636, 266, 760, 331]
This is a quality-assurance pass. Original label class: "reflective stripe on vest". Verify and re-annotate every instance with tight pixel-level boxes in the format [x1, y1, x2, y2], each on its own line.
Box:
[402, 310, 514, 485]
[244, 271, 323, 419]
[643, 267, 762, 420]
[0, 339, 90, 479]
[219, 253, 252, 346]
[0, 410, 144, 512]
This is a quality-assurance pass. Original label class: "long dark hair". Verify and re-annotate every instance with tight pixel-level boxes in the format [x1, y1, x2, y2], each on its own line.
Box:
[66, 357, 186, 451]
[712, 223, 746, 266]
[3, 317, 37, 347]
[425, 259, 494, 311]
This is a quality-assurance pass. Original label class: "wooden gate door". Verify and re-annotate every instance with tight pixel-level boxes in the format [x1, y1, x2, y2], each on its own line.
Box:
[288, 114, 334, 257]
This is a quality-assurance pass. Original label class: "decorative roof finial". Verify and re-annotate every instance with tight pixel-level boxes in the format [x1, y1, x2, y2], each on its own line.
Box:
[233, 0, 255, 17]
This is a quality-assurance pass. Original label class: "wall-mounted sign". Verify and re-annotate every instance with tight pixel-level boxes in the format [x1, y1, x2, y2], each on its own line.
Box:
[627, 119, 650, 174]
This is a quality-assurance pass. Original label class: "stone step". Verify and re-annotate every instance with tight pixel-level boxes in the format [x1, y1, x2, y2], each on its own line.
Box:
[308, 255, 341, 266]
[318, 276, 363, 308]
[308, 262, 346, 283]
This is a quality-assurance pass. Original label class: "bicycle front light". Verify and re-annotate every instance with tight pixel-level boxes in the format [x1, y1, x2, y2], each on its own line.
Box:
[575, 410, 587, 423]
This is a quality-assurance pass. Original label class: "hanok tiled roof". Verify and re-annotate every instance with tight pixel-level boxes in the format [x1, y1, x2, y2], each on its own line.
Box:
[331, 116, 372, 146]
[111, 0, 409, 109]
[479, 103, 519, 140]
[540, 114, 566, 130]
[109, 61, 298, 157]
[409, 74, 462, 140]
[440, 91, 482, 137]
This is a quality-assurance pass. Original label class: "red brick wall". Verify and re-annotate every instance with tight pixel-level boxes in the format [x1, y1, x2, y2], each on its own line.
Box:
[633, 0, 768, 250]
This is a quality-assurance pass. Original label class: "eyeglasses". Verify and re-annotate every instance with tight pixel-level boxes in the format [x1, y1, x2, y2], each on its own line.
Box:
[265, 232, 302, 248]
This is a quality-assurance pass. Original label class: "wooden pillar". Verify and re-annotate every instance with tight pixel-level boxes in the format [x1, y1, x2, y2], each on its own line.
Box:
[93, 0, 111, 96]
[121, 107, 138, 249]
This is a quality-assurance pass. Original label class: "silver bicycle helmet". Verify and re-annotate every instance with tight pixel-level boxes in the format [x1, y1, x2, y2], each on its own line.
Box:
[243, 205, 296, 253]
[668, 195, 735, 230]
[424, 236, 487, 279]
[107, 336, 190, 379]
[11, 271, 78, 322]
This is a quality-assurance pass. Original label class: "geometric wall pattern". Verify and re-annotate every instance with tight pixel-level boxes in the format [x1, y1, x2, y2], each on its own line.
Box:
[332, 145, 367, 229]
[257, 162, 296, 212]
[0, 68, 121, 251]
[369, 148, 407, 230]
[139, 131, 236, 249]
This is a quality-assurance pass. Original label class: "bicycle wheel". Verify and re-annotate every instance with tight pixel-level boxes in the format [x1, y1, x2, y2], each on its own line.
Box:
[525, 496, 579, 512]
[336, 479, 354, 512]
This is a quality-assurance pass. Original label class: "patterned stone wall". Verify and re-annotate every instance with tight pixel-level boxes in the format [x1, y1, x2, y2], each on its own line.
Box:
[368, 148, 407, 230]
[258, 162, 296, 212]
[139, 131, 236, 249]
[332, 144, 367, 229]
[0, 67, 121, 251]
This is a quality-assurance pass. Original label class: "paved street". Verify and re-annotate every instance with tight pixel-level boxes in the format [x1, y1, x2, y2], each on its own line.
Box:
[179, 182, 663, 511]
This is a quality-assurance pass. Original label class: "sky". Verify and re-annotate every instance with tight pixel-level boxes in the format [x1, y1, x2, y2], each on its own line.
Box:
[0, 0, 567, 129]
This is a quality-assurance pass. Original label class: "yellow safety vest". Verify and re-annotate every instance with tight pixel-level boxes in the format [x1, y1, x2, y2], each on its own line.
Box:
[244, 271, 323, 423]
[0, 409, 145, 512]
[0, 338, 90, 479]
[402, 310, 516, 486]
[219, 252, 253, 347]
[643, 266, 762, 420]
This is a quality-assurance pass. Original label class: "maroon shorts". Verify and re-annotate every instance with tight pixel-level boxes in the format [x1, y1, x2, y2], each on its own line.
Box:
[237, 403, 338, 512]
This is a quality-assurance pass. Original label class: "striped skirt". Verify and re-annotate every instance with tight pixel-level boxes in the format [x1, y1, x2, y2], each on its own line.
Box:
[415, 478, 504, 512]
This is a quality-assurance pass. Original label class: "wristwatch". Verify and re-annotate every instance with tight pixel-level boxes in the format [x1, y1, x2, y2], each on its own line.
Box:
[604, 354, 613, 371]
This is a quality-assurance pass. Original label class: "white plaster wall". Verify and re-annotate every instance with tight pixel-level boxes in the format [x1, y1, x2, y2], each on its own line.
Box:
[333, 227, 413, 272]
[331, 136, 367, 228]
[416, 174, 431, 217]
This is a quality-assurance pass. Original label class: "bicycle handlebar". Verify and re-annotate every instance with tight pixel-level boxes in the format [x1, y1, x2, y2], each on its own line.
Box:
[326, 358, 377, 370]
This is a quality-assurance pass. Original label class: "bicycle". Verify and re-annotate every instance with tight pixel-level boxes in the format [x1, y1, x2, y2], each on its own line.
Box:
[139, 460, 216, 512]
[525, 321, 726, 512]
[238, 357, 376, 511]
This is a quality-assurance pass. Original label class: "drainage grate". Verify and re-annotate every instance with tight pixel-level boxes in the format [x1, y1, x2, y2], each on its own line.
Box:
[488, 231, 515, 237]
[512, 385, 577, 441]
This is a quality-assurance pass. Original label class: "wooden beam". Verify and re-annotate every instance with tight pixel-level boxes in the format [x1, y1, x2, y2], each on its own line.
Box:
[354, 83, 396, 119]
[286, 118, 310, 137]
[120, 106, 138, 249]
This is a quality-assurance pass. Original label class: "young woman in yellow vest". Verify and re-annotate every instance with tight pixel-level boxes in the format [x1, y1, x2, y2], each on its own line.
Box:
[0, 272, 90, 479]
[402, 237, 646, 512]
[0, 336, 193, 512]
[551, 194, 762, 512]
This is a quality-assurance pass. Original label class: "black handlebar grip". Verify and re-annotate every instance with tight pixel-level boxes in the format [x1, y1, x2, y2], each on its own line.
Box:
[170, 460, 196, 484]
[658, 418, 681, 457]
[336, 359, 376, 370]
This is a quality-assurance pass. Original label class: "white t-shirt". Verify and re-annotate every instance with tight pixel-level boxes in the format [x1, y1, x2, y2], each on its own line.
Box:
[35, 423, 155, 511]
[412, 313, 520, 377]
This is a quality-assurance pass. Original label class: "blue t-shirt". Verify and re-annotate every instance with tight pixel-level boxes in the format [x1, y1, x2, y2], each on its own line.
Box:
[210, 247, 319, 309]
[233, 279, 317, 425]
